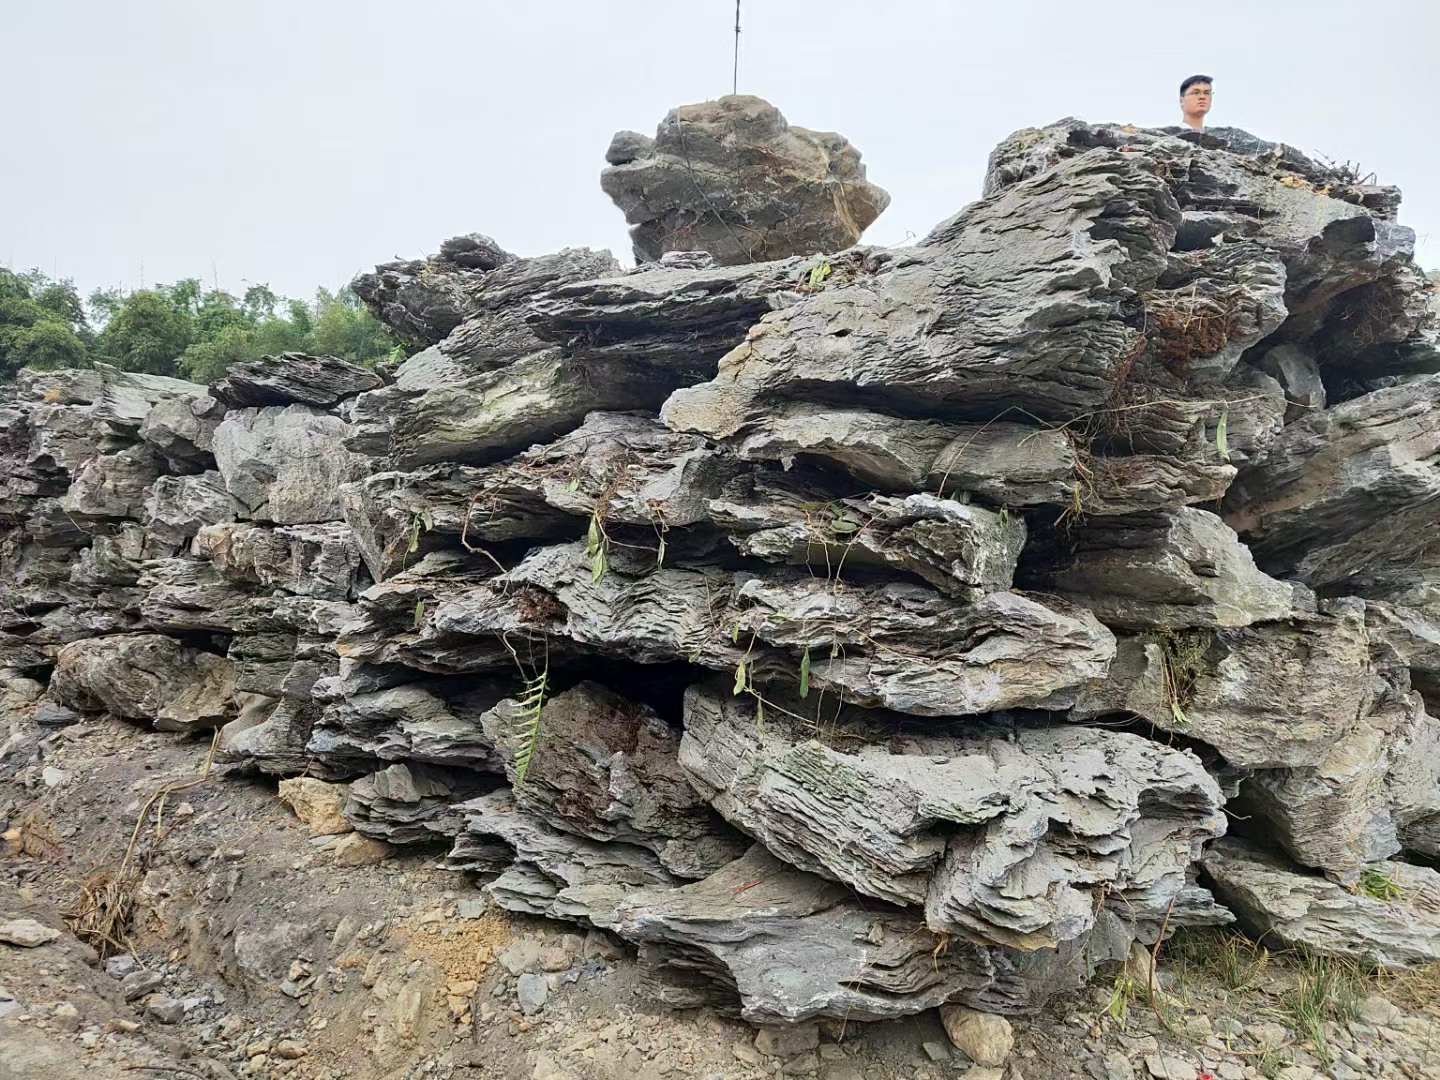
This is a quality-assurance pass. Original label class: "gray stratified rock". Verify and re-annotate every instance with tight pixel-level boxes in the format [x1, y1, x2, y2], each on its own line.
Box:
[713, 484, 1025, 600]
[1366, 595, 1440, 700]
[49, 633, 236, 731]
[443, 789, 677, 926]
[526, 255, 813, 374]
[1224, 376, 1440, 588]
[427, 541, 1115, 715]
[679, 681, 1225, 949]
[1072, 600, 1371, 768]
[139, 392, 226, 467]
[351, 233, 518, 346]
[1256, 344, 1326, 423]
[614, 845, 1138, 1023]
[211, 352, 383, 408]
[144, 471, 236, 546]
[340, 412, 738, 581]
[482, 681, 748, 878]
[1020, 508, 1293, 631]
[1204, 838, 1440, 968]
[344, 762, 489, 843]
[61, 445, 165, 521]
[138, 558, 254, 632]
[601, 95, 889, 265]
[308, 682, 508, 772]
[213, 404, 362, 524]
[357, 353, 688, 470]
[662, 149, 1175, 435]
[192, 521, 362, 601]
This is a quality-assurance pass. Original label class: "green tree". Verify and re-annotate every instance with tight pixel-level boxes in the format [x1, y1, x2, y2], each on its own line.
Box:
[96, 289, 193, 375]
[310, 286, 395, 365]
[178, 323, 258, 383]
[0, 268, 92, 375]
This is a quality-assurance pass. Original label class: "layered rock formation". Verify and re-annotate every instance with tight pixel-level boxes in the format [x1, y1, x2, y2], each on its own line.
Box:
[5, 114, 1440, 1028]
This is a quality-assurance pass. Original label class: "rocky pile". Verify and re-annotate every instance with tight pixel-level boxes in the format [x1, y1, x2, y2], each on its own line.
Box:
[4, 110, 1440, 1030]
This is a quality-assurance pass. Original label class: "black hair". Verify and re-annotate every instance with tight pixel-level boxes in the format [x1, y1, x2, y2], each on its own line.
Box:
[1180, 74, 1213, 96]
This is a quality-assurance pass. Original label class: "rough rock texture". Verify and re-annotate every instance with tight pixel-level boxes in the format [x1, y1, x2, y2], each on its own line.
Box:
[7, 118, 1440, 1024]
[1205, 839, 1440, 967]
[1020, 508, 1293, 631]
[49, 634, 236, 732]
[1072, 599, 1371, 768]
[680, 682, 1225, 949]
[601, 96, 890, 265]
[211, 352, 383, 408]
[481, 681, 748, 879]
[213, 404, 362, 523]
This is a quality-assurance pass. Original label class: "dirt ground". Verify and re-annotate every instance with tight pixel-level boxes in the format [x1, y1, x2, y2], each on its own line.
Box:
[4, 715, 1439, 1080]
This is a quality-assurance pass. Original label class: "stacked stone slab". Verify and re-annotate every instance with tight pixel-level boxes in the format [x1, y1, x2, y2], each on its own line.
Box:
[5, 108, 1440, 1023]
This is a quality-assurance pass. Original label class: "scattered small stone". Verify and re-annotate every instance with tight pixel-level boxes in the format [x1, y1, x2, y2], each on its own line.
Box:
[734, 1044, 763, 1065]
[105, 954, 140, 979]
[939, 1005, 1014, 1067]
[818, 1044, 847, 1062]
[331, 832, 390, 867]
[516, 973, 548, 1015]
[110, 1018, 142, 1033]
[755, 1023, 820, 1058]
[500, 940, 543, 975]
[41, 766, 70, 788]
[146, 997, 186, 1025]
[536, 947, 572, 972]
[51, 1001, 80, 1032]
[121, 970, 165, 1002]
[275, 1039, 308, 1059]
[1248, 1022, 1291, 1048]
[0, 918, 61, 948]
[922, 1041, 950, 1062]
[1144, 1054, 1197, 1080]
[457, 899, 486, 920]
[1356, 995, 1401, 1027]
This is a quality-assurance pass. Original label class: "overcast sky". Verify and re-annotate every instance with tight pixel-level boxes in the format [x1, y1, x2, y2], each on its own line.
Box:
[5, 0, 1437, 302]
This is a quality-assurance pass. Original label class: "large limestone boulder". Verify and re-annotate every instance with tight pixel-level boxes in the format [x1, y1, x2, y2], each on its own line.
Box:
[49, 633, 236, 731]
[212, 404, 362, 524]
[601, 95, 890, 266]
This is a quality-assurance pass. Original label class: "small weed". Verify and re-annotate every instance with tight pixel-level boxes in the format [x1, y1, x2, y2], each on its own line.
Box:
[1357, 866, 1403, 902]
[1108, 970, 1139, 1027]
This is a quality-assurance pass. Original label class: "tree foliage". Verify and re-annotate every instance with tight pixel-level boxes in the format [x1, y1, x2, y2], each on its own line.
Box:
[0, 266, 399, 382]
[0, 269, 92, 376]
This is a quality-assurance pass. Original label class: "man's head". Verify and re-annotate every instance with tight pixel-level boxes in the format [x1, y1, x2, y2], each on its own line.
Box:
[1180, 74, 1213, 128]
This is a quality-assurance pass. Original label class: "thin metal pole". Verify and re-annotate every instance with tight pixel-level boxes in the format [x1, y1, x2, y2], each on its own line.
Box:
[732, 0, 741, 95]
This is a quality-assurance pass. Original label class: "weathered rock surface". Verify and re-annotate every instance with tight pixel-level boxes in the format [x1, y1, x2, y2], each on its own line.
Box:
[425, 541, 1116, 715]
[8, 114, 1440, 1022]
[601, 96, 889, 265]
[192, 521, 362, 601]
[1072, 599, 1371, 768]
[1204, 839, 1440, 968]
[49, 633, 236, 731]
[679, 681, 1225, 949]
[1020, 508, 1293, 631]
[1223, 376, 1440, 588]
[213, 404, 362, 523]
[211, 352, 383, 408]
[614, 845, 1138, 1023]
[482, 681, 748, 879]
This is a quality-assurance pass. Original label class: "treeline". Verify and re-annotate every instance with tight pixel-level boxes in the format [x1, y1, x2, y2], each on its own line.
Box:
[0, 268, 398, 383]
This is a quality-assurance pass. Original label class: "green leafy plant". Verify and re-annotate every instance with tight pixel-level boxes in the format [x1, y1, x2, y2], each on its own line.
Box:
[585, 512, 608, 583]
[798, 646, 811, 699]
[510, 659, 549, 787]
[1358, 867, 1403, 902]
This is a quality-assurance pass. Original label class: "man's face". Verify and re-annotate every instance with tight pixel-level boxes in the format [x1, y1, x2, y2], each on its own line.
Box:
[1182, 82, 1213, 119]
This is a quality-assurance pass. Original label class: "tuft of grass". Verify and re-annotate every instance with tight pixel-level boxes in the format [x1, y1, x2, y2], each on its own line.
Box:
[1283, 950, 1366, 1069]
[1107, 970, 1139, 1027]
[1378, 962, 1440, 1012]
[1165, 928, 1270, 994]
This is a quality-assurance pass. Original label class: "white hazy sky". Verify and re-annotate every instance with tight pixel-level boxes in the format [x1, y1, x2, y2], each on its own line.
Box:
[4, 0, 1437, 301]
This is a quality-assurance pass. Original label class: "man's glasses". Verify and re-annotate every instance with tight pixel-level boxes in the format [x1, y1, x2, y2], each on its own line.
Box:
[1184, 89, 1214, 98]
